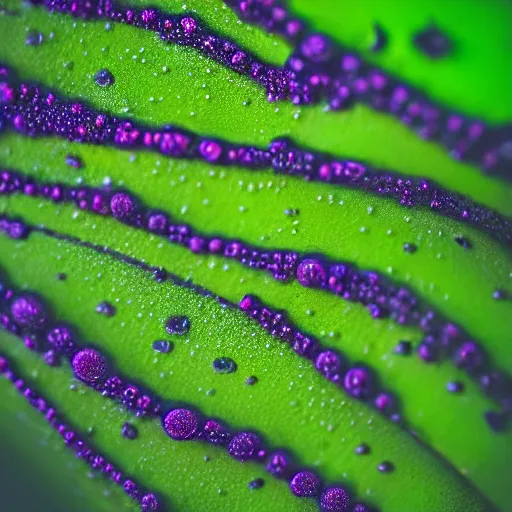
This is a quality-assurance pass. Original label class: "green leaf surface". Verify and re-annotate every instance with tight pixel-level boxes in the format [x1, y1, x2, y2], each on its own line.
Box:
[0, 233, 494, 512]
[0, 0, 511, 511]
[0, 1, 510, 213]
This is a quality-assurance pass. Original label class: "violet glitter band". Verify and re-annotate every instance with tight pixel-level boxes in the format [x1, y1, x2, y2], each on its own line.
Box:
[225, 0, 512, 178]
[0, 169, 507, 391]
[0, 354, 160, 512]
[0, 270, 374, 509]
[25, 0, 512, 177]
[0, 77, 509, 246]
[0, 214, 510, 430]
[239, 294, 399, 419]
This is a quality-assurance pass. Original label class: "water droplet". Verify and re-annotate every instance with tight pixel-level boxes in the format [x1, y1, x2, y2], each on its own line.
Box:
[95, 301, 116, 317]
[165, 315, 190, 335]
[152, 340, 173, 354]
[355, 443, 370, 455]
[25, 31, 43, 46]
[94, 69, 115, 87]
[213, 357, 237, 374]
[248, 478, 265, 490]
[121, 422, 138, 440]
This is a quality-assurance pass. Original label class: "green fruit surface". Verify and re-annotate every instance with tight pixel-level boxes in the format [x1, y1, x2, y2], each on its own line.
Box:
[0, 1, 511, 511]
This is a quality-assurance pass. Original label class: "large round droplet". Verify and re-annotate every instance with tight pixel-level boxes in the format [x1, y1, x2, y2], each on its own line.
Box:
[163, 408, 198, 440]
[296, 259, 327, 288]
[11, 295, 47, 328]
[289, 471, 321, 497]
[320, 487, 351, 511]
[72, 348, 108, 385]
[228, 432, 259, 461]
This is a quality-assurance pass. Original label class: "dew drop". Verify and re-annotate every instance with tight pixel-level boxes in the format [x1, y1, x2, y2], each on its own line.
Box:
[94, 69, 115, 87]
[165, 315, 191, 335]
[213, 357, 237, 374]
[25, 31, 43, 46]
[152, 340, 173, 354]
[121, 422, 138, 440]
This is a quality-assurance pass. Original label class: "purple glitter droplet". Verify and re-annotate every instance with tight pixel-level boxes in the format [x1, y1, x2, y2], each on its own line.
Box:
[454, 341, 483, 371]
[10, 295, 47, 328]
[163, 408, 198, 440]
[296, 259, 327, 288]
[110, 192, 136, 220]
[141, 493, 159, 511]
[47, 326, 74, 353]
[266, 451, 289, 478]
[315, 350, 342, 379]
[417, 342, 438, 363]
[320, 486, 351, 512]
[300, 34, 331, 62]
[228, 432, 259, 461]
[202, 419, 231, 445]
[352, 505, 370, 512]
[181, 17, 197, 35]
[199, 140, 222, 162]
[72, 349, 108, 385]
[44, 350, 59, 367]
[123, 479, 139, 498]
[375, 393, 393, 412]
[344, 367, 371, 399]
[290, 470, 321, 497]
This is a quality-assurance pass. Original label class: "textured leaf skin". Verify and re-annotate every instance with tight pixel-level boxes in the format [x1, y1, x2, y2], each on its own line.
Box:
[0, 1, 511, 512]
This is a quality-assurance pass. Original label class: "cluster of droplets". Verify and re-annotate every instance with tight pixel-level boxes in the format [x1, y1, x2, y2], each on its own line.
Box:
[0, 354, 160, 511]
[1, 74, 510, 245]
[225, 0, 512, 177]
[161, 410, 372, 511]
[29, 0, 294, 102]
[239, 294, 399, 419]
[0, 168, 510, 423]
[0, 292, 162, 418]
[0, 275, 376, 511]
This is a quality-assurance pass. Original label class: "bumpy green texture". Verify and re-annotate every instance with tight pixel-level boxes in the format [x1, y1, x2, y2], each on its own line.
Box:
[0, 1, 511, 511]
[0, 235, 493, 512]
